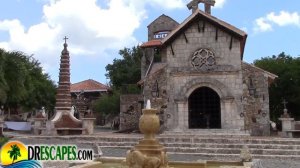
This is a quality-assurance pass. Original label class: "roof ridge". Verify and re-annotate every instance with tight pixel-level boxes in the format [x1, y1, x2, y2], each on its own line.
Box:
[70, 79, 109, 92]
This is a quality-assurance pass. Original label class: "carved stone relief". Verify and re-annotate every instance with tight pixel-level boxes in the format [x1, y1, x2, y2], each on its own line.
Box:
[191, 48, 216, 70]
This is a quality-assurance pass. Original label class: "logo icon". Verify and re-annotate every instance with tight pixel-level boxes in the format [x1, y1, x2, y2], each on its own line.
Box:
[0, 141, 41, 168]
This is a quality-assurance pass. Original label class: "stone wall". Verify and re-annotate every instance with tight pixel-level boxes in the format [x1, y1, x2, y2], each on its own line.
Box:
[143, 68, 169, 132]
[147, 14, 179, 41]
[242, 63, 271, 136]
[162, 20, 244, 130]
[119, 94, 143, 131]
[141, 48, 154, 79]
[142, 14, 178, 79]
[165, 21, 242, 69]
[139, 14, 272, 134]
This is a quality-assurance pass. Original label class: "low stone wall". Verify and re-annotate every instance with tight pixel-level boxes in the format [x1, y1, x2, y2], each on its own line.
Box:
[119, 94, 143, 131]
[295, 121, 300, 130]
[242, 63, 271, 136]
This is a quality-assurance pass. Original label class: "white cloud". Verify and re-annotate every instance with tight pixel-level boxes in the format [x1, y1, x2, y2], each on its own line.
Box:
[266, 11, 300, 27]
[144, 0, 226, 10]
[254, 17, 272, 33]
[214, 0, 226, 8]
[145, 0, 186, 9]
[0, 0, 225, 81]
[254, 11, 300, 33]
[0, 0, 149, 80]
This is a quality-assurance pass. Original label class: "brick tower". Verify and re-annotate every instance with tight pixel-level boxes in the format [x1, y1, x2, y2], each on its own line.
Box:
[51, 37, 82, 133]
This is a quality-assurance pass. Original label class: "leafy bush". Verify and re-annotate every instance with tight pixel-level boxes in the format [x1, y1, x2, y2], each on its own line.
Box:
[92, 91, 120, 116]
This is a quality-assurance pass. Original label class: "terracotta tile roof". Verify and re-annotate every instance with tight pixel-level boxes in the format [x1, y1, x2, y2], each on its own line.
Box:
[141, 40, 162, 48]
[71, 79, 110, 92]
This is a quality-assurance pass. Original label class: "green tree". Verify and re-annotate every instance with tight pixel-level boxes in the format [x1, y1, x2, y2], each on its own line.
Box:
[254, 52, 300, 121]
[0, 49, 56, 115]
[4, 52, 32, 110]
[7, 144, 21, 163]
[93, 46, 142, 119]
[20, 58, 56, 112]
[105, 46, 142, 90]
[0, 49, 8, 104]
[92, 91, 120, 116]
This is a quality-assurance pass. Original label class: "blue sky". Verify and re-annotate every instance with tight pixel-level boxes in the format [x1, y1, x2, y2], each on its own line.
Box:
[0, 0, 300, 84]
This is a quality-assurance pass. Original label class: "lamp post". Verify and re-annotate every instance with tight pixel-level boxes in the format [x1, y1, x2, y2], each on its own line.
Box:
[75, 90, 84, 119]
[248, 77, 256, 97]
[0, 105, 3, 117]
[151, 80, 159, 98]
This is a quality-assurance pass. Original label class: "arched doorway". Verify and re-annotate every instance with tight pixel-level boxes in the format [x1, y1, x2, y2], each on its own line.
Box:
[188, 87, 221, 129]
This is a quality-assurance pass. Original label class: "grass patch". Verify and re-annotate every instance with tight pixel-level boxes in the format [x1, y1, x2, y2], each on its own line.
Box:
[0, 136, 9, 147]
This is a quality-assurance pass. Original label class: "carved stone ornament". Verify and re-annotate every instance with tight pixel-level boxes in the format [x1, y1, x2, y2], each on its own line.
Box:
[191, 48, 216, 70]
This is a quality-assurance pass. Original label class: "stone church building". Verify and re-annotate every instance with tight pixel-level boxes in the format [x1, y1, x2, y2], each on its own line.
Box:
[120, 1, 277, 136]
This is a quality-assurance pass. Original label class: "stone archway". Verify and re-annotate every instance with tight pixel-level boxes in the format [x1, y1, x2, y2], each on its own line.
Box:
[188, 87, 221, 129]
[174, 77, 241, 131]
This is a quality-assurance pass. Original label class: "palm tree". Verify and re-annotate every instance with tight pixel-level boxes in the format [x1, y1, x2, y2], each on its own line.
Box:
[7, 144, 21, 163]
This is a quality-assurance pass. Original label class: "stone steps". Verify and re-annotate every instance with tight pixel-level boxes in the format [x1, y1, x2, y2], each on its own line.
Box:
[13, 136, 300, 145]
[69, 136, 300, 145]
[99, 146, 300, 160]
[98, 145, 300, 155]
[10, 133, 300, 160]
[167, 152, 300, 160]
[94, 141, 300, 150]
[91, 135, 300, 160]
[162, 130, 250, 136]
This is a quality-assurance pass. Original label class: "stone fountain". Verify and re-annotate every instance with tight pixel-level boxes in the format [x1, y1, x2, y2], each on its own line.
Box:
[72, 99, 254, 168]
[125, 100, 168, 168]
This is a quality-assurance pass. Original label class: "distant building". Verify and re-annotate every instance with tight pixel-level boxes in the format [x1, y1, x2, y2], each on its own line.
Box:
[70, 79, 110, 119]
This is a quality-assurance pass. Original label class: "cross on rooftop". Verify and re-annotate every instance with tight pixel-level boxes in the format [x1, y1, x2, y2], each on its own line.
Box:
[282, 99, 288, 109]
[187, 0, 216, 14]
[63, 36, 68, 44]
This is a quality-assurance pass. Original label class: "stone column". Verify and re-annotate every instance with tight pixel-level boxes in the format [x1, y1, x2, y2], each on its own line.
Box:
[279, 117, 294, 137]
[33, 117, 47, 135]
[82, 118, 96, 135]
[222, 97, 234, 129]
[0, 118, 4, 136]
[173, 100, 185, 131]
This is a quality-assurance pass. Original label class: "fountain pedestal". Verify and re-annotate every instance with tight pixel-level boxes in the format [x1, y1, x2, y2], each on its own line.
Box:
[126, 103, 169, 168]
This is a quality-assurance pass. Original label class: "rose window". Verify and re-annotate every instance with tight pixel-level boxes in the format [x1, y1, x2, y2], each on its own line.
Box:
[191, 48, 215, 69]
